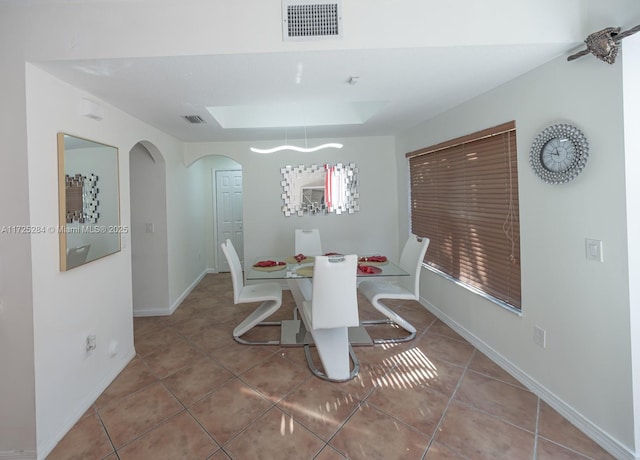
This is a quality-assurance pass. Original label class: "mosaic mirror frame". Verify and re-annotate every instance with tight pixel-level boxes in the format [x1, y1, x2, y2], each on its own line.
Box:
[281, 162, 359, 216]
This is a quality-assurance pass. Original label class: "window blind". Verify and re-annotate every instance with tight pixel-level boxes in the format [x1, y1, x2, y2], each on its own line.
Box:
[407, 121, 521, 310]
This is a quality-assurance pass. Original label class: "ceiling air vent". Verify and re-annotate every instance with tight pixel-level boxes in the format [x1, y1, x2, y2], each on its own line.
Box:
[282, 0, 342, 41]
[183, 115, 206, 124]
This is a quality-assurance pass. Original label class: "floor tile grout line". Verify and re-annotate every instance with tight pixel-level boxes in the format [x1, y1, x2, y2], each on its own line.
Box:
[464, 366, 529, 391]
[395, 334, 464, 460]
[94, 408, 119, 459]
[136, 287, 441, 457]
[276, 404, 332, 457]
[275, 347, 379, 443]
[423, 348, 477, 459]
[105, 405, 189, 455]
[447, 394, 540, 436]
[321, 356, 432, 458]
[176, 329, 240, 372]
[182, 405, 228, 457]
[539, 437, 599, 460]
[321, 362, 385, 447]
[76, 276, 597, 460]
[93, 376, 159, 415]
[321, 399, 366, 458]
[434, 350, 545, 437]
[97, 370, 190, 455]
[148, 306, 324, 451]
[136, 284, 336, 453]
[215, 403, 328, 457]
[131, 286, 322, 457]
[425, 349, 552, 459]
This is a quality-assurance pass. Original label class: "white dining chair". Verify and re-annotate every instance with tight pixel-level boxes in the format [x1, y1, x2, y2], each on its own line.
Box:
[221, 239, 283, 345]
[294, 228, 323, 301]
[359, 234, 430, 343]
[299, 254, 360, 381]
[295, 228, 323, 256]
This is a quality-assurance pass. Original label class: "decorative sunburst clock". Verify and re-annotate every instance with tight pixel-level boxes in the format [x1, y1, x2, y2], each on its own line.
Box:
[529, 123, 589, 184]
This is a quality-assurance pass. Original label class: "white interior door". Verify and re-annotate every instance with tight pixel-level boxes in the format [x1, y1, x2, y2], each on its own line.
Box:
[216, 170, 243, 272]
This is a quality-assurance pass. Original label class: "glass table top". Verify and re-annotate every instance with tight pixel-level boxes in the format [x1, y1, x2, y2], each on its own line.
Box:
[246, 255, 408, 280]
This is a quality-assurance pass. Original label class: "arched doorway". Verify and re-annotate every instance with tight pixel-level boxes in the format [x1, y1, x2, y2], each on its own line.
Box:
[129, 141, 170, 315]
[188, 155, 243, 273]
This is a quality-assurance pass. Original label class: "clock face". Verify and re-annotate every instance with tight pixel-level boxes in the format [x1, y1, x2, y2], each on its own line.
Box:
[541, 137, 576, 172]
[529, 123, 589, 184]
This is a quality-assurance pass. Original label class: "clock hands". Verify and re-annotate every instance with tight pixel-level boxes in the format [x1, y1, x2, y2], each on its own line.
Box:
[544, 146, 561, 161]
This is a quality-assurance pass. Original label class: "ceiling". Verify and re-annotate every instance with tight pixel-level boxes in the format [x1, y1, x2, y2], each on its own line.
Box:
[32, 2, 637, 144]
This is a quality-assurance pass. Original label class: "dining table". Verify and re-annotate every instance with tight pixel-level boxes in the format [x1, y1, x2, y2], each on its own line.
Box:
[246, 253, 409, 347]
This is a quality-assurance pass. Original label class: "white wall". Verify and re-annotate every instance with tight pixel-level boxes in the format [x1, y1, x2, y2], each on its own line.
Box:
[130, 143, 170, 315]
[0, 0, 635, 458]
[623, 33, 640, 454]
[186, 137, 401, 269]
[0, 18, 37, 460]
[166, 153, 208, 309]
[26, 65, 134, 458]
[396, 50, 635, 457]
[24, 65, 205, 457]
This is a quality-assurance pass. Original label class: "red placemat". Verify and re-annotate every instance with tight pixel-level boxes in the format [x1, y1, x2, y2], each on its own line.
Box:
[252, 260, 287, 271]
[358, 264, 382, 275]
[358, 255, 388, 266]
[285, 254, 314, 264]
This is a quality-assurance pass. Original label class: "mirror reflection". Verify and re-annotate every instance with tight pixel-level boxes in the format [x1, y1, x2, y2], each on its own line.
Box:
[281, 163, 359, 216]
[58, 133, 121, 270]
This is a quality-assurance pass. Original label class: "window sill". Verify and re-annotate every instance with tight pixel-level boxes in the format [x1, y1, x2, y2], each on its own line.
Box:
[423, 264, 522, 317]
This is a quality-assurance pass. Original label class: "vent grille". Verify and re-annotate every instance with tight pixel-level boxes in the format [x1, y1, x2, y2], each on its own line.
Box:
[283, 0, 342, 41]
[183, 115, 206, 124]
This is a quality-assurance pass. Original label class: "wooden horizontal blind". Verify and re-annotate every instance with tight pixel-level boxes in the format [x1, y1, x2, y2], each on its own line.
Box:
[407, 121, 521, 310]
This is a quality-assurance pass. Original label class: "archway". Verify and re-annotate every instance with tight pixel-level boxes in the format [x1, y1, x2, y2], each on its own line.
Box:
[188, 154, 243, 273]
[129, 141, 170, 315]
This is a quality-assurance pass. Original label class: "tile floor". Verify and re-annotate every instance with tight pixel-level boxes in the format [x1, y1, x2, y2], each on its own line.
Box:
[48, 273, 615, 460]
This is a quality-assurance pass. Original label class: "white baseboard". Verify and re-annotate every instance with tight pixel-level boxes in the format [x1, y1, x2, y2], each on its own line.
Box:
[168, 269, 210, 313]
[37, 350, 136, 460]
[40, 271, 217, 456]
[133, 269, 211, 317]
[132, 308, 172, 317]
[0, 451, 37, 459]
[420, 297, 637, 460]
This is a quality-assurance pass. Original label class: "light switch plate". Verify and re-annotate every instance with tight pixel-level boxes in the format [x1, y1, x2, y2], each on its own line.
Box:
[585, 238, 603, 262]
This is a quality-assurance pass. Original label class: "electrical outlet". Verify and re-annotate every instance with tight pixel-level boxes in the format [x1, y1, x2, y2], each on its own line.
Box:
[86, 334, 97, 352]
[533, 326, 546, 348]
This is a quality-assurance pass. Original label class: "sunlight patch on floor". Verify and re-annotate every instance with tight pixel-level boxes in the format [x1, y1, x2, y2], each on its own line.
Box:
[377, 347, 438, 390]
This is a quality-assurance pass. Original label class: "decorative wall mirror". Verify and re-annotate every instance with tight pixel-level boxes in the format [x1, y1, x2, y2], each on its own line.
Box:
[57, 133, 121, 270]
[281, 163, 359, 216]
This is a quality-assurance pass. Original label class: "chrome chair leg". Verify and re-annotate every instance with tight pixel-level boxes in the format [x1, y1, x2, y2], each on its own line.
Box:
[303, 343, 360, 382]
[233, 320, 282, 345]
[360, 318, 416, 344]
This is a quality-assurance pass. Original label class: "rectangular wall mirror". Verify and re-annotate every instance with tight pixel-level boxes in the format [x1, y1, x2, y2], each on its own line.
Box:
[57, 133, 121, 270]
